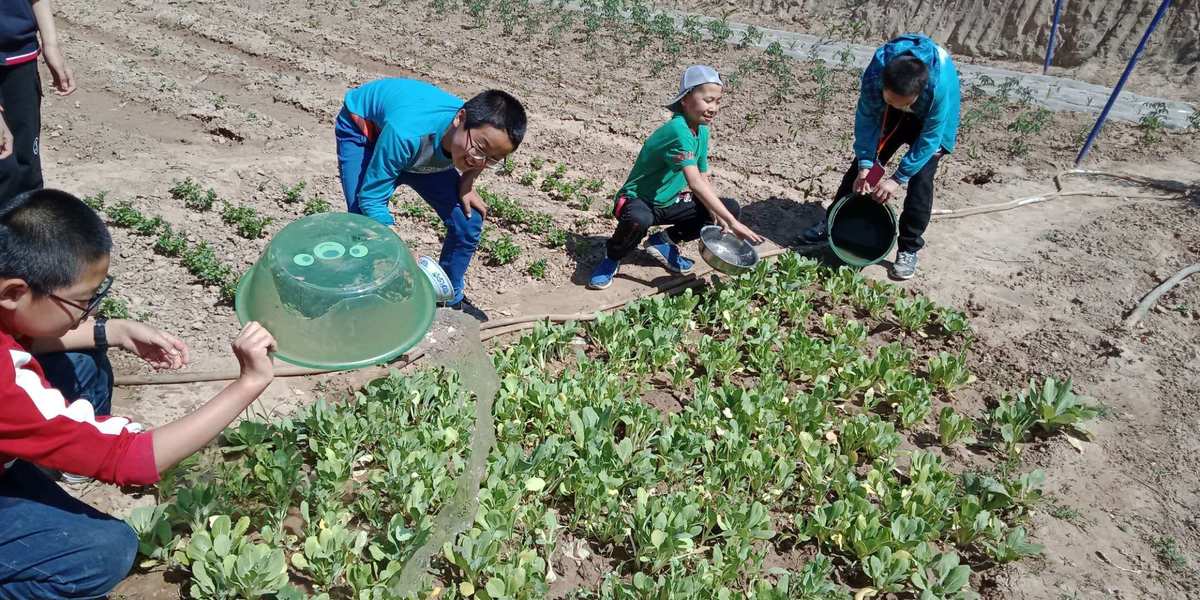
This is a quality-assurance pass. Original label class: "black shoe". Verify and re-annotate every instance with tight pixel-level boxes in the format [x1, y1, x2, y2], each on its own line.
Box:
[796, 220, 828, 246]
[443, 297, 489, 322]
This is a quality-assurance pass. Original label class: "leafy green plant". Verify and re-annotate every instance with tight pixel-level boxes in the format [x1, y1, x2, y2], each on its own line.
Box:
[182, 241, 237, 302]
[864, 547, 911, 593]
[894, 295, 936, 332]
[82, 190, 108, 211]
[810, 60, 834, 109]
[937, 307, 971, 336]
[1007, 107, 1053, 157]
[526, 212, 553, 235]
[155, 225, 189, 257]
[704, 13, 734, 49]
[106, 201, 147, 229]
[928, 351, 975, 391]
[291, 505, 369, 589]
[178, 515, 288, 599]
[281, 180, 306, 204]
[303, 195, 332, 216]
[910, 548, 979, 600]
[221, 202, 273, 239]
[483, 233, 522, 265]
[738, 24, 764, 49]
[170, 481, 226, 533]
[629, 488, 705, 572]
[99, 296, 132, 319]
[960, 96, 1004, 132]
[1138, 102, 1169, 144]
[518, 172, 537, 186]
[989, 378, 1098, 455]
[984, 526, 1043, 564]
[396, 200, 446, 236]
[840, 414, 901, 462]
[938, 407, 977, 447]
[851, 282, 891, 319]
[544, 228, 568, 248]
[182, 242, 228, 284]
[498, 156, 517, 176]
[897, 387, 933, 429]
[1025, 378, 1101, 432]
[1152, 536, 1190, 573]
[133, 215, 166, 237]
[988, 396, 1036, 457]
[171, 178, 217, 211]
[126, 503, 176, 566]
[527, 259, 547, 280]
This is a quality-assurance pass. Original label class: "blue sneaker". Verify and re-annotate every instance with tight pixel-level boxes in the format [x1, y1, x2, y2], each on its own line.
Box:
[588, 258, 620, 290]
[645, 231, 694, 274]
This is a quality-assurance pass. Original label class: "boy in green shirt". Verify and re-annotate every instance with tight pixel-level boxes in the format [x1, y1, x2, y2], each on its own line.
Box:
[588, 65, 763, 290]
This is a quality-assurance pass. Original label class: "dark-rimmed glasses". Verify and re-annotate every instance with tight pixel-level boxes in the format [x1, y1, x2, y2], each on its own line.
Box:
[50, 275, 114, 326]
[465, 128, 505, 170]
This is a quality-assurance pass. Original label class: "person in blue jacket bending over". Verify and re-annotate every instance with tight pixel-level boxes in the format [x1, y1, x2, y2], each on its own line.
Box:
[336, 79, 527, 316]
[798, 34, 960, 281]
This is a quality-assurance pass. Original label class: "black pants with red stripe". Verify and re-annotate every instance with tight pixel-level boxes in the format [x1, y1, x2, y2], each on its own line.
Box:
[832, 111, 943, 254]
[0, 60, 43, 203]
[606, 193, 741, 261]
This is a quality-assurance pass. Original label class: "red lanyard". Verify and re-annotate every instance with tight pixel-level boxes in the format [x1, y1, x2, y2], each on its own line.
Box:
[877, 105, 902, 159]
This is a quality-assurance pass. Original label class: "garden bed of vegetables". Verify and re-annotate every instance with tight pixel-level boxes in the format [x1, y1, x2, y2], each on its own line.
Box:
[126, 254, 1096, 599]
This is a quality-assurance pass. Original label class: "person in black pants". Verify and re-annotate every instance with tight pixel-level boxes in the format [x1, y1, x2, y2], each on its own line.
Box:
[588, 65, 762, 290]
[798, 34, 960, 280]
[1, 0, 77, 202]
[829, 108, 944, 262]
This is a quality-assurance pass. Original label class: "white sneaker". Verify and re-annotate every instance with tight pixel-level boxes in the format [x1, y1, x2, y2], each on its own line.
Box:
[891, 251, 919, 280]
[61, 472, 94, 486]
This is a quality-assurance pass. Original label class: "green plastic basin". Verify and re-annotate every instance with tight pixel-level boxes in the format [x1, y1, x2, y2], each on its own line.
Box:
[827, 193, 898, 268]
[235, 212, 435, 370]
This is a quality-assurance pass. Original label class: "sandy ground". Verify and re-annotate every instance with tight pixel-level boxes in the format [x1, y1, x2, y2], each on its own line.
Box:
[27, 0, 1200, 597]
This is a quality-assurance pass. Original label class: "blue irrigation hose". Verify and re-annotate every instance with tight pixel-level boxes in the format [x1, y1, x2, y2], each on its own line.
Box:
[1043, 0, 1065, 74]
[1075, 0, 1173, 166]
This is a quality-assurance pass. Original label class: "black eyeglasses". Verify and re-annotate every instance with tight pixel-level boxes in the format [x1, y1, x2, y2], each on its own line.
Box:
[465, 128, 504, 169]
[50, 275, 114, 325]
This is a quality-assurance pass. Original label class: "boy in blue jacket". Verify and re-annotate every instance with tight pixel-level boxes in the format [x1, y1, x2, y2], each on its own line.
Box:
[335, 79, 526, 315]
[799, 34, 960, 280]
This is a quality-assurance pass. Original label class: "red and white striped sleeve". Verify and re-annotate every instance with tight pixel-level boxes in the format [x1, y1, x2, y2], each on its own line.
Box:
[0, 342, 159, 486]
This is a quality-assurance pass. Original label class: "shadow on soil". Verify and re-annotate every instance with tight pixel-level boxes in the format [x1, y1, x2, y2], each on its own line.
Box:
[564, 231, 684, 289]
[561, 193, 906, 289]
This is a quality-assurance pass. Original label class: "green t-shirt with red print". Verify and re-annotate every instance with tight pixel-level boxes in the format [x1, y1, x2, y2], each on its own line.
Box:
[618, 113, 709, 208]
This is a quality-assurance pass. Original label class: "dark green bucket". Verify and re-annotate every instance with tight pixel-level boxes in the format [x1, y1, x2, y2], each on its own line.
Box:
[827, 193, 897, 267]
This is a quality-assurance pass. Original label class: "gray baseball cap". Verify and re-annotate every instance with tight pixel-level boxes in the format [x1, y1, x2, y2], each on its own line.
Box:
[666, 65, 723, 107]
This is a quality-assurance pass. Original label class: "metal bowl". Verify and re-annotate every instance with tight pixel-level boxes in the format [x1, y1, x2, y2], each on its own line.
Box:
[699, 225, 759, 275]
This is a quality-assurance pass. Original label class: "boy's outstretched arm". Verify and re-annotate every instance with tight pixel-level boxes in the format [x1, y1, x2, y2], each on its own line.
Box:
[150, 322, 274, 471]
[0, 323, 274, 484]
[683, 165, 764, 244]
[31, 0, 75, 95]
[25, 318, 190, 370]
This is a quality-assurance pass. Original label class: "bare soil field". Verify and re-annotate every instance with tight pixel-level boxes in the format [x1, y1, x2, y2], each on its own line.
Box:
[656, 0, 1200, 103]
[33, 0, 1200, 597]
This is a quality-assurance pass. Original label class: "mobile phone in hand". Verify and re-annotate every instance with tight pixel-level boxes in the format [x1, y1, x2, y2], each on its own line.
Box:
[865, 164, 886, 187]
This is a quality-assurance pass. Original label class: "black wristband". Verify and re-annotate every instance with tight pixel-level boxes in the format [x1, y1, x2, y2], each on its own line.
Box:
[94, 317, 109, 350]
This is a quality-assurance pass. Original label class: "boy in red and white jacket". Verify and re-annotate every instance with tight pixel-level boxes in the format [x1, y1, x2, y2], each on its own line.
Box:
[0, 189, 277, 598]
